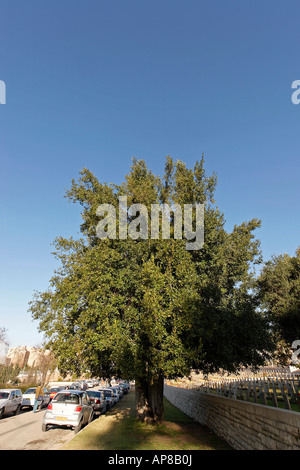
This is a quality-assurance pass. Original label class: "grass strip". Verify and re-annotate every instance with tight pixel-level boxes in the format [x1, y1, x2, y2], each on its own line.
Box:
[61, 390, 231, 450]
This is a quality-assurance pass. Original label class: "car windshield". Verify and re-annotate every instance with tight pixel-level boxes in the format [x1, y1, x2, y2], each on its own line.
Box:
[50, 388, 60, 392]
[103, 391, 112, 397]
[87, 391, 100, 398]
[0, 392, 9, 399]
[53, 393, 80, 404]
[24, 388, 36, 394]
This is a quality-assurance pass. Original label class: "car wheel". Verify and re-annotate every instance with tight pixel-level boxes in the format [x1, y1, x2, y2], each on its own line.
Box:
[42, 423, 48, 432]
[74, 418, 83, 434]
[0, 408, 5, 419]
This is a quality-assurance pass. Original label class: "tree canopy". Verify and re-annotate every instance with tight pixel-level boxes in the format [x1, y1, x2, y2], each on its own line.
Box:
[258, 248, 300, 362]
[29, 156, 274, 422]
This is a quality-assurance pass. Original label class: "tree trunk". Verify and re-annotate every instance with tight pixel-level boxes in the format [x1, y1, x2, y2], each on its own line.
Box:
[135, 374, 164, 424]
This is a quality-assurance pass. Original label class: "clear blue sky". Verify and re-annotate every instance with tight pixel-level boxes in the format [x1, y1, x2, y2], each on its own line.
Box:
[0, 0, 299, 348]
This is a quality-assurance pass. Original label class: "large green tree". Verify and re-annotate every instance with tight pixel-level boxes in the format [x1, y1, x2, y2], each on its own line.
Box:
[258, 248, 300, 363]
[29, 156, 274, 423]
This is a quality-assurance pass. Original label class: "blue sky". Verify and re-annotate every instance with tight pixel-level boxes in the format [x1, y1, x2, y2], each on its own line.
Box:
[0, 0, 299, 349]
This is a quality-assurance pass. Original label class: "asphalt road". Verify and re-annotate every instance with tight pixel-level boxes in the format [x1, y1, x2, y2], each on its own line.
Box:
[0, 387, 99, 450]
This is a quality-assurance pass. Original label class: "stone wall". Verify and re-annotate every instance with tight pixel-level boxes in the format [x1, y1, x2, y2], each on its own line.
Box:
[164, 384, 300, 450]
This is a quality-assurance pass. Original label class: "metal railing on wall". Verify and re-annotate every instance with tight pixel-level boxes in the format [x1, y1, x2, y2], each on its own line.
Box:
[167, 369, 300, 411]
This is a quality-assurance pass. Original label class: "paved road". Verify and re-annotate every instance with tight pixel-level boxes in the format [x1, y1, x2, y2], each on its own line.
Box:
[0, 387, 100, 450]
[0, 406, 75, 450]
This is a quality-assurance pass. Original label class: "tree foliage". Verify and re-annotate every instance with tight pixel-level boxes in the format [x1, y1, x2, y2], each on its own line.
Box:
[29, 156, 274, 422]
[258, 248, 300, 359]
[0, 363, 20, 387]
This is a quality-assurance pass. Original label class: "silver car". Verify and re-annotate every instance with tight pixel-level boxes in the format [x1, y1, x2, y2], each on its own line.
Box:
[109, 386, 120, 402]
[0, 389, 22, 418]
[99, 388, 115, 408]
[115, 385, 123, 398]
[87, 390, 107, 415]
[42, 390, 94, 434]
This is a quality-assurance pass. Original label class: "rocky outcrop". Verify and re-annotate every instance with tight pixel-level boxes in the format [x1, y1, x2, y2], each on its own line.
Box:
[6, 346, 51, 368]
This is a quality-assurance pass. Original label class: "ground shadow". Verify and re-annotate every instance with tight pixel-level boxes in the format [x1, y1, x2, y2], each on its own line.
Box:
[62, 390, 232, 450]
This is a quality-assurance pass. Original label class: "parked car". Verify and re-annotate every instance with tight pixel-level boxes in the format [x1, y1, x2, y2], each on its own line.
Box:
[49, 387, 64, 401]
[115, 385, 123, 398]
[118, 383, 126, 394]
[72, 382, 82, 390]
[119, 383, 129, 394]
[42, 390, 94, 434]
[86, 380, 94, 388]
[78, 381, 87, 391]
[64, 383, 81, 391]
[21, 387, 51, 409]
[98, 388, 115, 409]
[109, 386, 120, 402]
[0, 389, 23, 418]
[87, 390, 107, 415]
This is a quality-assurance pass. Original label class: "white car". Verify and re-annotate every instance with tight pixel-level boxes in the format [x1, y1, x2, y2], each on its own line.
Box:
[21, 387, 51, 409]
[0, 389, 23, 418]
[42, 390, 94, 434]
